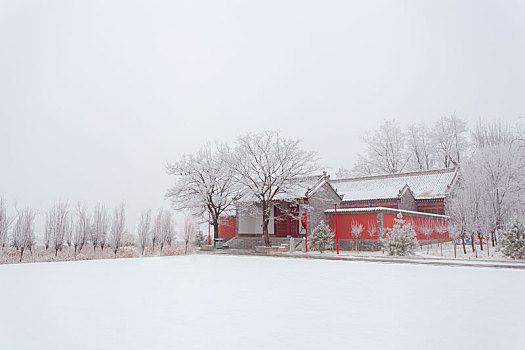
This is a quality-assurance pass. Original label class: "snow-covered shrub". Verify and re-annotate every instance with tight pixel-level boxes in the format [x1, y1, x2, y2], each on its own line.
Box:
[381, 213, 418, 256]
[498, 218, 525, 260]
[309, 221, 334, 253]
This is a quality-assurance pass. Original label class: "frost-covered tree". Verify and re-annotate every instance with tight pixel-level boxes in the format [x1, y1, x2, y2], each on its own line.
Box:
[475, 144, 524, 239]
[160, 210, 174, 254]
[366, 220, 377, 240]
[446, 183, 470, 255]
[182, 214, 196, 254]
[450, 141, 525, 250]
[381, 213, 418, 256]
[44, 212, 51, 250]
[472, 120, 514, 149]
[65, 214, 73, 248]
[73, 202, 90, 256]
[352, 119, 411, 175]
[110, 203, 126, 255]
[92, 203, 110, 254]
[434, 220, 448, 257]
[166, 142, 240, 239]
[447, 220, 462, 258]
[137, 209, 151, 256]
[309, 221, 334, 253]
[151, 210, 162, 252]
[351, 221, 363, 253]
[12, 207, 37, 262]
[431, 115, 469, 168]
[407, 124, 435, 171]
[230, 131, 318, 247]
[498, 218, 525, 260]
[419, 219, 434, 254]
[46, 202, 70, 256]
[151, 209, 174, 254]
[0, 197, 13, 248]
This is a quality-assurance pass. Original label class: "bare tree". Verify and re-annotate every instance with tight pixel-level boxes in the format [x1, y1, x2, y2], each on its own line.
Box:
[12, 207, 37, 262]
[230, 131, 318, 246]
[92, 203, 109, 255]
[446, 182, 471, 255]
[159, 210, 174, 254]
[65, 213, 73, 248]
[110, 203, 127, 256]
[74, 202, 90, 256]
[0, 197, 14, 248]
[472, 120, 514, 149]
[137, 209, 151, 256]
[182, 214, 196, 254]
[431, 115, 469, 168]
[151, 210, 162, 252]
[407, 124, 435, 170]
[352, 119, 411, 175]
[167, 142, 241, 240]
[46, 202, 69, 256]
[351, 221, 364, 253]
[366, 219, 377, 240]
[434, 220, 448, 257]
[44, 212, 51, 250]
[419, 219, 434, 254]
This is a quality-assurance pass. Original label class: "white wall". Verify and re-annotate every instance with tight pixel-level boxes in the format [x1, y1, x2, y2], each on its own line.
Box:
[238, 204, 275, 235]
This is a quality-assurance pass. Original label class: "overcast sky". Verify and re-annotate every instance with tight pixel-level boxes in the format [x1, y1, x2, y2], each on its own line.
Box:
[1, 0, 524, 233]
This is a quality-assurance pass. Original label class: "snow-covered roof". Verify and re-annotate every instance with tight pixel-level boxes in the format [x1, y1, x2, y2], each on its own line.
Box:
[273, 174, 326, 200]
[329, 168, 458, 201]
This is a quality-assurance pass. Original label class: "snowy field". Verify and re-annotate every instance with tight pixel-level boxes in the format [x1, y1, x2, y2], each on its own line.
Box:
[1, 255, 524, 350]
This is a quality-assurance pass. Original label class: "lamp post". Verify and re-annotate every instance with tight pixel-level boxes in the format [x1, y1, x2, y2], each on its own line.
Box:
[334, 204, 339, 255]
[305, 209, 308, 253]
[208, 211, 211, 246]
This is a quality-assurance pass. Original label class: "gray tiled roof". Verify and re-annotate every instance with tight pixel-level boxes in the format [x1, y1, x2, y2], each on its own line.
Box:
[330, 168, 458, 201]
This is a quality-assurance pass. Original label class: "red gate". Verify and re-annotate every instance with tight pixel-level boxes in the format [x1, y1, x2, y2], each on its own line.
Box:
[274, 203, 299, 237]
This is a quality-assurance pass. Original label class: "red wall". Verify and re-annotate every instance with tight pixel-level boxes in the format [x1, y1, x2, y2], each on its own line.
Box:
[328, 212, 448, 241]
[382, 213, 448, 240]
[328, 213, 379, 239]
[219, 217, 236, 239]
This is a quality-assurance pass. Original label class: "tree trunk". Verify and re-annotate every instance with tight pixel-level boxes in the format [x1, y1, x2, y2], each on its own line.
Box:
[55, 248, 58, 257]
[19, 248, 24, 262]
[262, 202, 271, 247]
[478, 233, 483, 251]
[213, 220, 219, 240]
[470, 234, 475, 253]
[462, 236, 467, 254]
[487, 236, 490, 256]
[454, 241, 457, 258]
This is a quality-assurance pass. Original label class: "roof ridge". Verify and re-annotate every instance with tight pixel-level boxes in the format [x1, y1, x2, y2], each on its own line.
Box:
[331, 167, 456, 183]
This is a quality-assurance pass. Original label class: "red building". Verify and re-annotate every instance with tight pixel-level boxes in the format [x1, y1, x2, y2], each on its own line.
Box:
[325, 168, 457, 249]
[224, 168, 458, 250]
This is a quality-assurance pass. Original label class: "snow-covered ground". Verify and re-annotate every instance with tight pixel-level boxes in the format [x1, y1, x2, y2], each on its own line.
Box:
[0, 255, 523, 350]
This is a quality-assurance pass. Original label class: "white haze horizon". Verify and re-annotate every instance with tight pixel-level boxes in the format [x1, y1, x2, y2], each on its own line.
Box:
[1, 0, 524, 235]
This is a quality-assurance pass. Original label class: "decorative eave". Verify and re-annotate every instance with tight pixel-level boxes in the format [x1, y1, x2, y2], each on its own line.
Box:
[324, 206, 449, 220]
